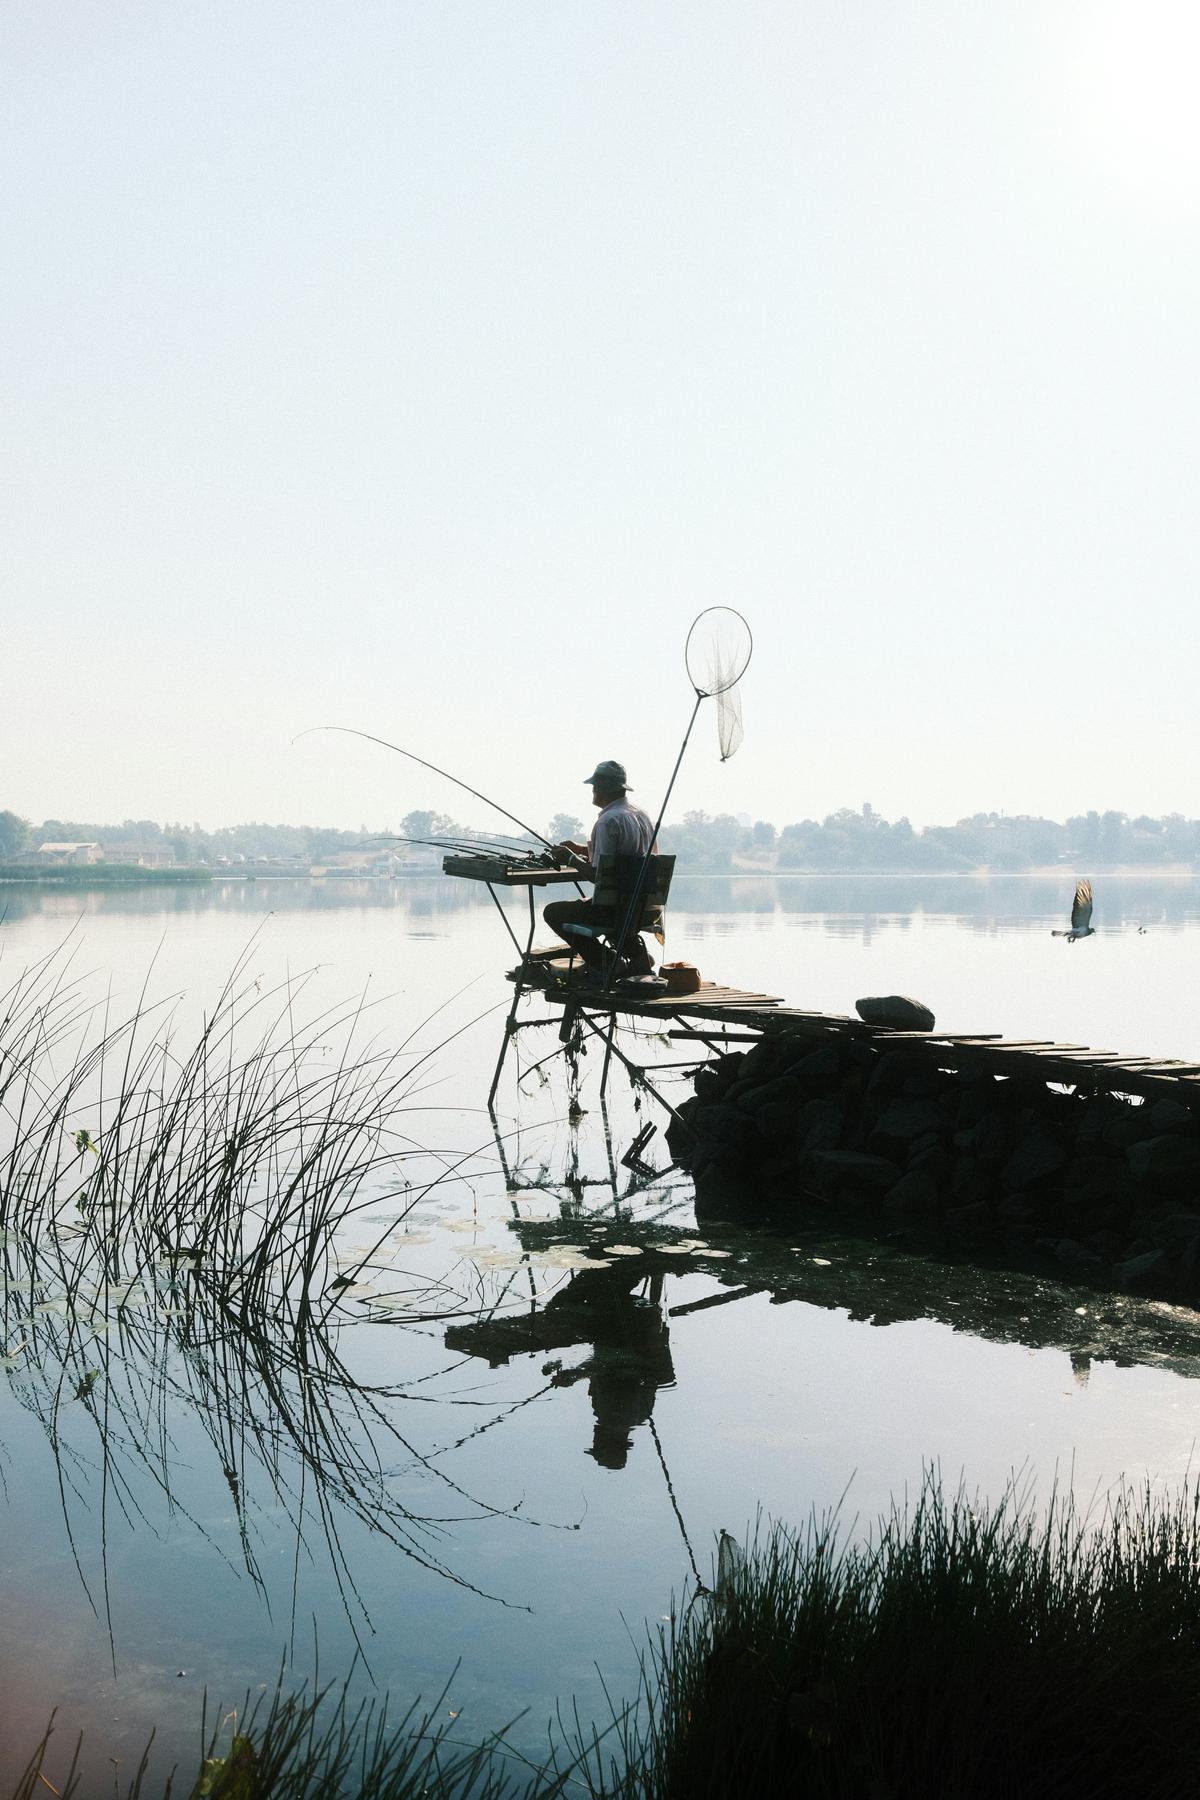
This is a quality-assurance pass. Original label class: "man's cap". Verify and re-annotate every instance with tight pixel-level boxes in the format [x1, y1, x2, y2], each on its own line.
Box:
[584, 759, 630, 788]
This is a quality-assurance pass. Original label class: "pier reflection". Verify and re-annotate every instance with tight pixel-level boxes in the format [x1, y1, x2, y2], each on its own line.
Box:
[443, 1198, 1200, 1438]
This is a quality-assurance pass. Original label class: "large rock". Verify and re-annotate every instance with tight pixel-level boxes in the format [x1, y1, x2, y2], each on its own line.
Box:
[1151, 1212, 1200, 1251]
[740, 1073, 804, 1114]
[803, 1150, 899, 1199]
[796, 1098, 844, 1152]
[873, 1098, 946, 1143]
[970, 1113, 1014, 1167]
[1114, 1248, 1171, 1292]
[856, 995, 936, 1032]
[884, 1169, 942, 1216]
[788, 1046, 845, 1084]
[755, 1101, 800, 1151]
[1127, 1135, 1200, 1191]
[1003, 1127, 1067, 1191]
[692, 1067, 724, 1104]
[1149, 1098, 1200, 1138]
[1055, 1238, 1101, 1269]
[945, 1201, 992, 1235]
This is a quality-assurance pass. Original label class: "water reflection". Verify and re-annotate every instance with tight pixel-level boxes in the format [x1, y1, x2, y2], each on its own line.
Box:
[0, 1220, 539, 1664]
[4, 871, 1198, 935]
[443, 1206, 1200, 1422]
[448, 1264, 676, 1471]
[6, 879, 1200, 1783]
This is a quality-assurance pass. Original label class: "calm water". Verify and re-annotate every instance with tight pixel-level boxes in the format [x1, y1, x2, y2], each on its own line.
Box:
[3, 872, 1200, 1789]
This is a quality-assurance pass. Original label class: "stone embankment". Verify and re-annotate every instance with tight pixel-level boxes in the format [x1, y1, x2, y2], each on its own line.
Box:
[666, 1031, 1200, 1299]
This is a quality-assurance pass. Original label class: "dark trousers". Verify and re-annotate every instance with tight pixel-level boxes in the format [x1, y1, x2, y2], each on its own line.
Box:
[543, 901, 656, 972]
[543, 898, 618, 970]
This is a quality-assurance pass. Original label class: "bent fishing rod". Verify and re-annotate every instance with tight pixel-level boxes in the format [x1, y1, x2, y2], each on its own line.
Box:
[294, 726, 555, 851]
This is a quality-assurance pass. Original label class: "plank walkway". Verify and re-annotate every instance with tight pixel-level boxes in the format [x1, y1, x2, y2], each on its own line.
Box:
[512, 954, 1200, 1105]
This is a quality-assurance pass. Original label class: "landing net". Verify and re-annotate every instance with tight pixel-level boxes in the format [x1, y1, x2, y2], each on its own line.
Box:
[716, 682, 744, 761]
[684, 607, 753, 699]
[684, 606, 751, 760]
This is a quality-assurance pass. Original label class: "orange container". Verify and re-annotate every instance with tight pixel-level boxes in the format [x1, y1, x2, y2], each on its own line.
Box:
[661, 961, 701, 995]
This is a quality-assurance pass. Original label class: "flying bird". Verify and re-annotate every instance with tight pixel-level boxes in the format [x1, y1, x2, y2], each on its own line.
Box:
[1052, 879, 1095, 943]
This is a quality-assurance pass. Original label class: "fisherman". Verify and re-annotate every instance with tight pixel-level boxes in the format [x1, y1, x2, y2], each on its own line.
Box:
[544, 760, 657, 976]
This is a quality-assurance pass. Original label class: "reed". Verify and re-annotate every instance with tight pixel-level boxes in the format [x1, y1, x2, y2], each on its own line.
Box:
[15, 1473, 1200, 1797]
[602, 1473, 1200, 1800]
[8, 1673, 567, 1799]
[0, 940, 537, 1664]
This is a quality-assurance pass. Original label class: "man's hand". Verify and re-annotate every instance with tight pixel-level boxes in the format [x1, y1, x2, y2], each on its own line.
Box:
[551, 841, 588, 868]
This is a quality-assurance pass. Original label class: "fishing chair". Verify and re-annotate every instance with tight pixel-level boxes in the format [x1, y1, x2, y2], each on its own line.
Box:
[558, 854, 675, 985]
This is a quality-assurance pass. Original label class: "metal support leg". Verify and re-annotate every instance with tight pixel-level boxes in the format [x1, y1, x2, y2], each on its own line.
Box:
[599, 1016, 617, 1099]
[598, 1093, 620, 1198]
[487, 887, 542, 1108]
[575, 1010, 693, 1136]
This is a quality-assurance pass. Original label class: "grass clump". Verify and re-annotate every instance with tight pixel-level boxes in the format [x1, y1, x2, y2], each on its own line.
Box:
[10, 1675, 558, 1800]
[16, 1475, 1200, 1798]
[619, 1474, 1200, 1800]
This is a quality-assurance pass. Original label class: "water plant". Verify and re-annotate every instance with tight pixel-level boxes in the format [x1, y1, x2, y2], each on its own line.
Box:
[609, 1473, 1200, 1800]
[14, 1472, 1200, 1797]
[0, 937, 546, 1671]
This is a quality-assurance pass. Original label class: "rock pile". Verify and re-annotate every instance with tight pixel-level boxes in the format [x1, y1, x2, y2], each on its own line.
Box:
[666, 1033, 1200, 1300]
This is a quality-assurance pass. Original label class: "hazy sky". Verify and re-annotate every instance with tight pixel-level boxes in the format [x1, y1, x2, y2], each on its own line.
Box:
[6, 2, 1199, 835]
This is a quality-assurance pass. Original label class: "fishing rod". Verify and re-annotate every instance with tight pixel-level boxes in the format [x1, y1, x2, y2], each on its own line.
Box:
[367, 833, 547, 858]
[294, 726, 555, 851]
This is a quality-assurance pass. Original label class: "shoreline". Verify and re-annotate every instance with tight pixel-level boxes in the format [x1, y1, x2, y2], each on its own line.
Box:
[1, 864, 1195, 889]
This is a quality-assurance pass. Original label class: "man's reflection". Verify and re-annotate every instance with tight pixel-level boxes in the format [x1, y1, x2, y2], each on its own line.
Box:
[545, 1266, 675, 1469]
[445, 1261, 675, 1470]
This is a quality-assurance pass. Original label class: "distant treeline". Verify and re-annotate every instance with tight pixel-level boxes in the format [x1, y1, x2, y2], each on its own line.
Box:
[2, 805, 1198, 873]
[667, 806, 1200, 872]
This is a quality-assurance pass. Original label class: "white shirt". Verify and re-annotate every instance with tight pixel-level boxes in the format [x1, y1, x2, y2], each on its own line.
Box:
[588, 797, 655, 865]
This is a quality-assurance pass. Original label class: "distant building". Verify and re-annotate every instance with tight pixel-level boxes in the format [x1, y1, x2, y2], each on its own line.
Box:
[101, 842, 177, 868]
[37, 842, 101, 865]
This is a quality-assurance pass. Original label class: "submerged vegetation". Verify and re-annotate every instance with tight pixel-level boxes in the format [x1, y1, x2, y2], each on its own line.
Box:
[15, 1475, 1200, 1797]
[0, 939, 545, 1659]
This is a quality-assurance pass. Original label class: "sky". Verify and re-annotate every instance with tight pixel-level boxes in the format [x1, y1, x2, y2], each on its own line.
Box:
[5, 1, 1200, 836]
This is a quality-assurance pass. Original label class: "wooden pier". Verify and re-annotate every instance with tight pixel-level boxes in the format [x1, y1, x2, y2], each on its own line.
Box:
[513, 954, 1200, 1106]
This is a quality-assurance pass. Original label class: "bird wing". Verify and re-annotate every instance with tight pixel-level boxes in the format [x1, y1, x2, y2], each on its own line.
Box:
[1071, 880, 1093, 932]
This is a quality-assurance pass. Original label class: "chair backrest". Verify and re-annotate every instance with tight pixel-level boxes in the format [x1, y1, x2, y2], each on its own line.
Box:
[592, 854, 675, 932]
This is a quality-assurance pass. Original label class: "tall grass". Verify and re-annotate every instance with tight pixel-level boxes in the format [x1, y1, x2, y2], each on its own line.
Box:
[610, 1473, 1200, 1800]
[14, 1474, 1200, 1797]
[0, 933, 446, 1286]
[10, 1672, 591, 1800]
[0, 939, 541, 1666]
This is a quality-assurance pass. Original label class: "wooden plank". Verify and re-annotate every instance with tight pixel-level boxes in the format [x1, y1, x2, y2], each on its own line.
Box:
[1102, 1058, 1200, 1072]
[524, 981, 1200, 1098]
[890, 1036, 992, 1048]
[668, 1029, 762, 1042]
